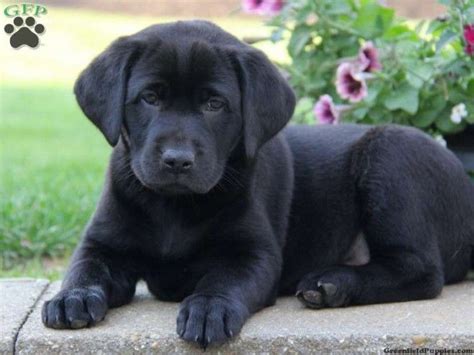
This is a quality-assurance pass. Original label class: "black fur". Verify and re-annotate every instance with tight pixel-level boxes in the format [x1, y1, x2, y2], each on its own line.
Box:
[42, 21, 474, 348]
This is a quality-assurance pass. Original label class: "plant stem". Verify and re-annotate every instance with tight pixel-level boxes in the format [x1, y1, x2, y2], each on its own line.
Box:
[318, 17, 362, 37]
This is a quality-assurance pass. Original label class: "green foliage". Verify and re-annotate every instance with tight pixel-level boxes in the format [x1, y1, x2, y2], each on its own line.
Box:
[269, 0, 474, 135]
[0, 85, 109, 270]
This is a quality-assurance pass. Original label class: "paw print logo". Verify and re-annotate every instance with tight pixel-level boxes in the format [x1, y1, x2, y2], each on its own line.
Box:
[4, 16, 45, 49]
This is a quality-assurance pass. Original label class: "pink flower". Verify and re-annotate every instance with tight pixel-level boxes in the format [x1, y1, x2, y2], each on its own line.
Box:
[466, 44, 474, 56]
[242, 0, 283, 16]
[464, 25, 474, 45]
[313, 95, 340, 125]
[336, 62, 368, 103]
[464, 25, 474, 56]
[359, 41, 382, 72]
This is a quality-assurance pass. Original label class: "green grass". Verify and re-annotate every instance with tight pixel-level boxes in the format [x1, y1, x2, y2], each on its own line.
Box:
[1, 84, 109, 274]
[0, 256, 68, 280]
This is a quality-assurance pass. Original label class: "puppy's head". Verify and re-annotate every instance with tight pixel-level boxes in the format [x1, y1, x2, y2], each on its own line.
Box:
[75, 21, 295, 195]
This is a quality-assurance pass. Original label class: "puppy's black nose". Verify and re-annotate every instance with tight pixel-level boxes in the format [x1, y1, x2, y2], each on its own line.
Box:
[161, 149, 195, 173]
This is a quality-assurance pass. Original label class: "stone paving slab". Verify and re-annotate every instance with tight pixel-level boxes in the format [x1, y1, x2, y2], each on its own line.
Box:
[0, 279, 49, 355]
[15, 281, 474, 354]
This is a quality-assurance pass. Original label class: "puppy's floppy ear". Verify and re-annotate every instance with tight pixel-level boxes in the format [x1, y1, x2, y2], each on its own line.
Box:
[74, 37, 143, 146]
[234, 47, 296, 159]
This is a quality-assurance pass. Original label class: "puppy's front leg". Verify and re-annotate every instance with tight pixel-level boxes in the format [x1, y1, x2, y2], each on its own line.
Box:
[177, 236, 281, 348]
[42, 240, 138, 329]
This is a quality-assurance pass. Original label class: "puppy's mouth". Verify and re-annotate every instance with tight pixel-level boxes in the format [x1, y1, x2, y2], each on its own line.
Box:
[135, 170, 210, 195]
[132, 159, 220, 195]
[138, 177, 198, 195]
[156, 183, 194, 195]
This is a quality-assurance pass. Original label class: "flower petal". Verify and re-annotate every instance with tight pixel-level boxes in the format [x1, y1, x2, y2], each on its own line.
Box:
[314, 95, 340, 124]
[242, 0, 283, 15]
[336, 63, 368, 103]
[465, 43, 474, 56]
[359, 41, 382, 72]
[464, 25, 474, 45]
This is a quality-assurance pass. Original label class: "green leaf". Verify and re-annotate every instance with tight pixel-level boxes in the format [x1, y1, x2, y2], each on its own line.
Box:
[436, 30, 457, 53]
[414, 20, 426, 34]
[426, 20, 446, 35]
[465, 115, 474, 124]
[270, 28, 284, 43]
[395, 39, 421, 54]
[295, 4, 314, 23]
[383, 24, 418, 41]
[369, 106, 393, 123]
[413, 110, 440, 128]
[384, 83, 419, 115]
[365, 81, 384, 104]
[411, 96, 446, 128]
[465, 7, 474, 24]
[353, 3, 394, 38]
[467, 79, 474, 97]
[405, 62, 435, 89]
[352, 106, 369, 120]
[288, 26, 312, 57]
[306, 79, 328, 93]
[448, 88, 470, 103]
[293, 97, 314, 119]
[465, 102, 474, 124]
[435, 108, 467, 134]
[325, 0, 352, 15]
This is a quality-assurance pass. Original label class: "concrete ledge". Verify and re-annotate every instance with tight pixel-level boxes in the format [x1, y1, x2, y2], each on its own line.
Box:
[9, 280, 473, 354]
[0, 279, 49, 355]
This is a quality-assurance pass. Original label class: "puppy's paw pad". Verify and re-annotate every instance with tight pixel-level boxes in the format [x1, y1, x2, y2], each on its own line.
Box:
[296, 289, 323, 308]
[297, 271, 354, 309]
[297, 282, 340, 309]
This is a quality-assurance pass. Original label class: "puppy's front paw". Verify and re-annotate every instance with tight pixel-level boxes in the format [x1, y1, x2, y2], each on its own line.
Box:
[42, 286, 107, 329]
[177, 294, 248, 348]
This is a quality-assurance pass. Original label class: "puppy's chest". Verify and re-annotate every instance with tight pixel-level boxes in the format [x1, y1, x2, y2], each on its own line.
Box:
[141, 217, 208, 260]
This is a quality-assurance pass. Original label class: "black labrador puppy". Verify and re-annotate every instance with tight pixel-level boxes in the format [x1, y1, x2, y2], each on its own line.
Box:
[42, 20, 474, 347]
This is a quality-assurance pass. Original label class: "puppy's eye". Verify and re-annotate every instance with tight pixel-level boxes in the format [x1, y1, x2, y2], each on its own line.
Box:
[141, 90, 160, 106]
[141, 85, 167, 106]
[206, 98, 225, 111]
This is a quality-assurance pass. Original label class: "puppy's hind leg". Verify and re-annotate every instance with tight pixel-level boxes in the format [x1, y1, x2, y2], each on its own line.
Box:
[297, 126, 453, 309]
[296, 195, 444, 309]
[296, 250, 444, 309]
